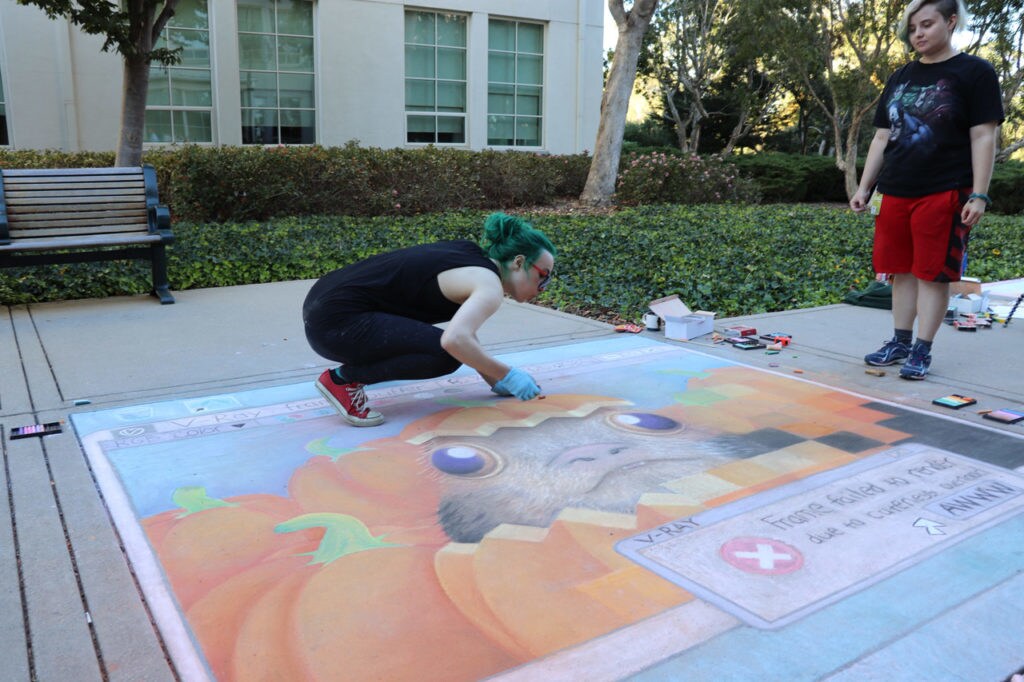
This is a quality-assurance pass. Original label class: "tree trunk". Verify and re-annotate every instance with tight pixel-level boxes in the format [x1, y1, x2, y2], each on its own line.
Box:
[117, 55, 150, 167]
[580, 0, 659, 207]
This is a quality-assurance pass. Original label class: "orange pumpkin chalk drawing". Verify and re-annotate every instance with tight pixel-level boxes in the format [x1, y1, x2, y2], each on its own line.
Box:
[142, 392, 775, 680]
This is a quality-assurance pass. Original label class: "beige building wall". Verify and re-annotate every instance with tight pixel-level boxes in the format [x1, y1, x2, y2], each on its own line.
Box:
[0, 0, 603, 154]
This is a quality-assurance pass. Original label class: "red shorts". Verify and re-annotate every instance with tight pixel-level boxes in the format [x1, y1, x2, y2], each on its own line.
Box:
[873, 188, 971, 282]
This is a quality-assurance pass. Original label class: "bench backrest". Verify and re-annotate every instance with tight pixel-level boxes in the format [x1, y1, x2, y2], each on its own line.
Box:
[0, 167, 159, 244]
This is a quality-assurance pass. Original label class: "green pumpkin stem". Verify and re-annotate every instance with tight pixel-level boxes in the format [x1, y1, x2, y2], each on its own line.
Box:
[172, 486, 237, 518]
[275, 513, 400, 565]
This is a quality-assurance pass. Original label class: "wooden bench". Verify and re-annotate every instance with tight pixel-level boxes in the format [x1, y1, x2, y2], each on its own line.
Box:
[0, 165, 175, 304]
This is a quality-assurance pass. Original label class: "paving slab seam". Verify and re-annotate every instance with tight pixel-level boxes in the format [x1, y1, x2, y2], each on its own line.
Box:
[1, 429, 34, 680]
[66, 427, 181, 682]
[35, 419, 109, 680]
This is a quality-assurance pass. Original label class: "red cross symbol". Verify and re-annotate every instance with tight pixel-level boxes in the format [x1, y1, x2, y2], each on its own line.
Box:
[720, 537, 804, 575]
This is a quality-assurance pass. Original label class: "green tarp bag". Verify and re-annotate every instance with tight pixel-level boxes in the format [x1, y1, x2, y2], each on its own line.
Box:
[843, 280, 892, 310]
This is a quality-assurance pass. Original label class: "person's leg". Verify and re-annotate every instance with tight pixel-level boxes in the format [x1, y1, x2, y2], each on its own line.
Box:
[914, 279, 951, 342]
[900, 189, 969, 380]
[865, 195, 915, 366]
[890, 273, 918, 332]
[313, 312, 461, 385]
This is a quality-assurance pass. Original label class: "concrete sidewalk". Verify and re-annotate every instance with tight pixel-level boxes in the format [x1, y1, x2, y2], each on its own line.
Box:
[2, 279, 1023, 680]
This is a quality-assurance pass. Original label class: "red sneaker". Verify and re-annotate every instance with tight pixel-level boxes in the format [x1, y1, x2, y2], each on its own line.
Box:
[315, 370, 384, 426]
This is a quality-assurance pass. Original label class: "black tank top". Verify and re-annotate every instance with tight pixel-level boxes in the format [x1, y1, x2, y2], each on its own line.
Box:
[303, 240, 500, 326]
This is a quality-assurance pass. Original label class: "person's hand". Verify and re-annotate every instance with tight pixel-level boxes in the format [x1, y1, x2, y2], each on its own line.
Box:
[961, 196, 986, 227]
[850, 188, 871, 213]
[491, 367, 541, 400]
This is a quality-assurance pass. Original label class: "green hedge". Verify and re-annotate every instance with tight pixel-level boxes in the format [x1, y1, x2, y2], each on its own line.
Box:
[4, 205, 1021, 318]
[0, 146, 593, 223]
[989, 160, 1024, 215]
[730, 153, 848, 204]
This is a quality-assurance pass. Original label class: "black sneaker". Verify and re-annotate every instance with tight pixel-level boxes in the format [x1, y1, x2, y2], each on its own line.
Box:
[864, 338, 910, 366]
[899, 342, 932, 380]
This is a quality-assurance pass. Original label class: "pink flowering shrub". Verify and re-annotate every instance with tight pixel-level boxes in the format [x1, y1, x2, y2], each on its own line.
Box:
[615, 151, 760, 206]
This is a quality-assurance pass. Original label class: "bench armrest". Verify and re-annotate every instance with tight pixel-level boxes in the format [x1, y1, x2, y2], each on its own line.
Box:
[148, 204, 175, 243]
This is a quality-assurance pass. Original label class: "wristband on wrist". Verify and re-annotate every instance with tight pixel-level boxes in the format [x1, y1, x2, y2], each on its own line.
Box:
[968, 192, 991, 206]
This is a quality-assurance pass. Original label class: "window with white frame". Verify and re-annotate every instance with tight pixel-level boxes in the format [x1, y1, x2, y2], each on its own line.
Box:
[404, 10, 467, 144]
[145, 0, 213, 143]
[487, 19, 543, 147]
[238, 0, 315, 144]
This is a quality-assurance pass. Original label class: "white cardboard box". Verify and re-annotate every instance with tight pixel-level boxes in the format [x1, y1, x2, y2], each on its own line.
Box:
[649, 295, 716, 340]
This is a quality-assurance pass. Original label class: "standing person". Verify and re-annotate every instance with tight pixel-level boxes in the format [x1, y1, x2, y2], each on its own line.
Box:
[303, 212, 556, 426]
[850, 0, 1003, 380]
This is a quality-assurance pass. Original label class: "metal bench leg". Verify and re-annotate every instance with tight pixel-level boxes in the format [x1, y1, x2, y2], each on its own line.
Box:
[150, 244, 175, 304]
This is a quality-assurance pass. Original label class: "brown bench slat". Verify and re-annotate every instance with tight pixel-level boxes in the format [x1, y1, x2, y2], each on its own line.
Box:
[4, 180, 145, 191]
[9, 227, 149, 240]
[1, 167, 143, 178]
[4, 176, 145, 188]
[7, 201, 148, 214]
[5, 188, 148, 201]
[10, 219, 149, 234]
[6, 208, 146, 224]
[0, 232, 164, 252]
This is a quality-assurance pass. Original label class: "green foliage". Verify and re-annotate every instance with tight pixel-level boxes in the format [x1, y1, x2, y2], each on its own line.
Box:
[615, 151, 762, 205]
[18, 0, 181, 64]
[623, 119, 677, 149]
[7, 205, 1019, 319]
[989, 160, 1024, 215]
[730, 152, 847, 203]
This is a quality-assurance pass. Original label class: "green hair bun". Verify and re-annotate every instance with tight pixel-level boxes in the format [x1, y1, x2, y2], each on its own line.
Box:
[480, 212, 556, 265]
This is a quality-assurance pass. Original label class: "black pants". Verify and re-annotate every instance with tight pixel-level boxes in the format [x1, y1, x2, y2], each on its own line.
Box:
[304, 311, 461, 385]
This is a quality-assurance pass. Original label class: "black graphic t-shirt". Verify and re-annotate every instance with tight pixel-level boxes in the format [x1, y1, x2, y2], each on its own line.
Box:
[873, 53, 1004, 197]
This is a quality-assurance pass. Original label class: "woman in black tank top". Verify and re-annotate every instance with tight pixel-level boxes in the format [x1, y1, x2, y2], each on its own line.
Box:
[303, 213, 557, 426]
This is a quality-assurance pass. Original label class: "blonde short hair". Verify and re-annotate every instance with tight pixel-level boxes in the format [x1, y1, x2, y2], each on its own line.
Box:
[897, 0, 967, 49]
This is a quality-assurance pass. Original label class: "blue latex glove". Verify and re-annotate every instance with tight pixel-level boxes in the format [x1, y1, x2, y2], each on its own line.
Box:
[491, 367, 541, 400]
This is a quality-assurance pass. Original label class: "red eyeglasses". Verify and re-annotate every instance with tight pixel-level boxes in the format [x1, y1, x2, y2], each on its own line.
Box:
[531, 264, 554, 291]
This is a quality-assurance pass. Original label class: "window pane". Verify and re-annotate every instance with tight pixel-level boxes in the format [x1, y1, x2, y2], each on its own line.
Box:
[407, 115, 435, 143]
[278, 36, 313, 72]
[280, 109, 314, 143]
[240, 71, 278, 107]
[488, 115, 515, 145]
[0, 108, 8, 146]
[238, 0, 274, 33]
[145, 110, 173, 142]
[405, 11, 434, 44]
[277, 0, 313, 35]
[241, 108, 279, 144]
[489, 20, 515, 51]
[174, 110, 213, 142]
[239, 34, 276, 70]
[488, 53, 514, 83]
[170, 0, 208, 30]
[488, 83, 514, 114]
[518, 23, 543, 53]
[517, 86, 541, 116]
[405, 79, 434, 110]
[516, 117, 540, 146]
[279, 72, 314, 107]
[436, 47, 465, 80]
[518, 55, 543, 85]
[436, 14, 466, 47]
[169, 29, 210, 67]
[405, 45, 434, 78]
[147, 67, 171, 105]
[436, 81, 465, 112]
[170, 68, 212, 106]
[436, 116, 464, 144]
